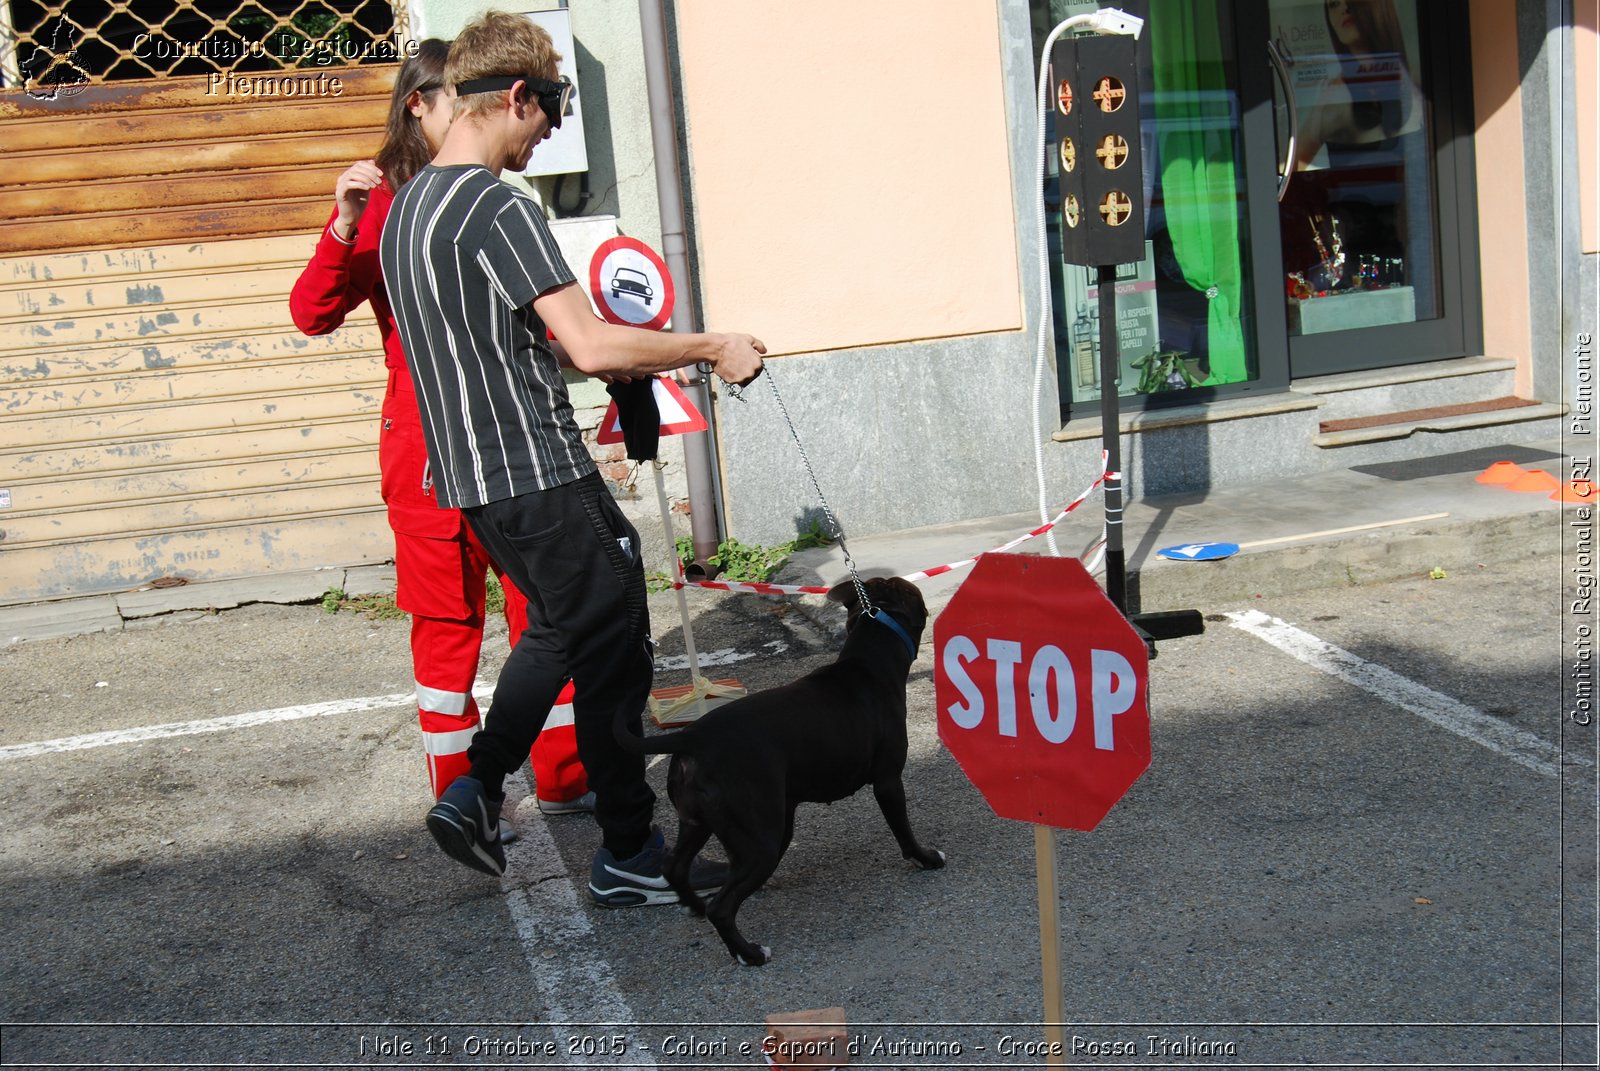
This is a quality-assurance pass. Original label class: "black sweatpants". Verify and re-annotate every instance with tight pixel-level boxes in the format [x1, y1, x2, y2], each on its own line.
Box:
[462, 471, 655, 858]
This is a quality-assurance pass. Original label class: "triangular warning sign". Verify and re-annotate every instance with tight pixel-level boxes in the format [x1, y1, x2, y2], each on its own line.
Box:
[595, 376, 708, 445]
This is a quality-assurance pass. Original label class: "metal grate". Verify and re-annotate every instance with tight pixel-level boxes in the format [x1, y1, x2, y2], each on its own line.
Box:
[3, 0, 404, 93]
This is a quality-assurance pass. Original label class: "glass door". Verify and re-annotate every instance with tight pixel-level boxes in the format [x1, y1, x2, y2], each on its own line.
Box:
[1264, 0, 1479, 376]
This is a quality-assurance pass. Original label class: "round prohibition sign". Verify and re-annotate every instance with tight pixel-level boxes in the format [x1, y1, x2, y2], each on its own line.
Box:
[590, 236, 676, 331]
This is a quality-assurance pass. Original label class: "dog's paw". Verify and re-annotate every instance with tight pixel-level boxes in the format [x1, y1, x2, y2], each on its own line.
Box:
[735, 945, 772, 967]
[909, 847, 946, 870]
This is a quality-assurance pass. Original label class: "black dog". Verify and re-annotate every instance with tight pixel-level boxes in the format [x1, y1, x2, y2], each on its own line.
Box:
[614, 576, 946, 965]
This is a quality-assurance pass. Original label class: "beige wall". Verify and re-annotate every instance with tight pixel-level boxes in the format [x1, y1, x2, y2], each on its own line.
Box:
[1469, 0, 1534, 394]
[673, 0, 1023, 357]
[1578, 0, 1598, 254]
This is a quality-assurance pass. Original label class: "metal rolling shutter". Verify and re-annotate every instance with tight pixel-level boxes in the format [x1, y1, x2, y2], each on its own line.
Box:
[0, 69, 399, 604]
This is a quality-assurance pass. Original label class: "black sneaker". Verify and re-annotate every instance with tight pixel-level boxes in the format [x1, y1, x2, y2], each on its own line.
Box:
[426, 776, 505, 877]
[588, 827, 726, 907]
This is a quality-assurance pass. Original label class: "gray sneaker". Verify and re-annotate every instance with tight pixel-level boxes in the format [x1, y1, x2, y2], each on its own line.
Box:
[537, 790, 596, 816]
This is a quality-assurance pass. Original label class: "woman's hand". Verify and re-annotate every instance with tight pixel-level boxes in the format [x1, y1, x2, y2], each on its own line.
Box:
[333, 161, 384, 240]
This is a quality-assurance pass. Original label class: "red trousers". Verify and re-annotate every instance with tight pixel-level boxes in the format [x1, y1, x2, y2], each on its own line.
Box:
[381, 374, 587, 802]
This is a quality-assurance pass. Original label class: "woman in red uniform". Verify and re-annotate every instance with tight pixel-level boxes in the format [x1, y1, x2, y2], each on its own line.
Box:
[290, 41, 590, 823]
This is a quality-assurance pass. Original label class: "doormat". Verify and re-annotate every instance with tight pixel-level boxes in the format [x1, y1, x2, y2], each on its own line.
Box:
[1352, 444, 1565, 482]
[1319, 396, 1539, 434]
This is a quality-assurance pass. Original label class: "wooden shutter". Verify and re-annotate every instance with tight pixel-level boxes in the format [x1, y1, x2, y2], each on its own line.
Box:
[0, 69, 399, 604]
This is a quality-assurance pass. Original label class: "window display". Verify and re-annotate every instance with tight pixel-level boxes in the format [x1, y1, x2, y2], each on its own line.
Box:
[1272, 0, 1438, 335]
[1043, 0, 1259, 405]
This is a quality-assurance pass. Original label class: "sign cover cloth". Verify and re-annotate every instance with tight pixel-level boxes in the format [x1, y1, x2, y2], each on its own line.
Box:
[596, 376, 708, 455]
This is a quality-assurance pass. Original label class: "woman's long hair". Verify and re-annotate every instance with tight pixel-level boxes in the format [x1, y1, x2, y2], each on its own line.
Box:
[1325, 0, 1412, 136]
[374, 38, 450, 191]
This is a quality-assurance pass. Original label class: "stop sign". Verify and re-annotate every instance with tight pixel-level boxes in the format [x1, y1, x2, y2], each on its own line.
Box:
[934, 552, 1150, 831]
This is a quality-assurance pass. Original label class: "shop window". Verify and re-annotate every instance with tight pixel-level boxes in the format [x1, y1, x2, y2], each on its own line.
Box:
[1038, 0, 1261, 412]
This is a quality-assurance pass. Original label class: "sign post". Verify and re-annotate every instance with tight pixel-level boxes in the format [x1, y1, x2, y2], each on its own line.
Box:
[1034, 824, 1066, 1059]
[936, 552, 1152, 1061]
[588, 239, 738, 724]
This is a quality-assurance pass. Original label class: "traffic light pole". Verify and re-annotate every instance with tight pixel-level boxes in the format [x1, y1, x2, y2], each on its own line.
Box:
[1096, 263, 1128, 614]
[1095, 263, 1205, 650]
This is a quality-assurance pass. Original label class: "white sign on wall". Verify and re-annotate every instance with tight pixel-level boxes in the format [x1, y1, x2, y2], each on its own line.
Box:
[516, 8, 588, 178]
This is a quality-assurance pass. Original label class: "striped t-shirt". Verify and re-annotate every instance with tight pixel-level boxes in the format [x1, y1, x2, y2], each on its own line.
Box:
[380, 163, 595, 509]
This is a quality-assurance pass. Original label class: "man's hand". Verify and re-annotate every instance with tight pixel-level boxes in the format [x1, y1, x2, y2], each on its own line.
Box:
[709, 334, 767, 387]
[333, 161, 384, 239]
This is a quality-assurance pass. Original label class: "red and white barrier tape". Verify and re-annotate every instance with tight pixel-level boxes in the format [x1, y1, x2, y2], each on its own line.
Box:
[674, 467, 1116, 597]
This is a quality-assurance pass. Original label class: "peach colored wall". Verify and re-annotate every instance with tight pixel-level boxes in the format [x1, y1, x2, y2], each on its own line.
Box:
[673, 1, 1023, 357]
[1470, 0, 1534, 394]
[1578, 0, 1598, 254]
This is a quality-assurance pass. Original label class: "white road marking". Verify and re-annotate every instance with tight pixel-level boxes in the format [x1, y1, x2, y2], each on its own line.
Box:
[1226, 609, 1581, 778]
[500, 772, 657, 1066]
[4, 643, 794, 762]
[0, 685, 494, 762]
[1236, 513, 1450, 549]
[653, 642, 786, 672]
[5, 686, 657, 1053]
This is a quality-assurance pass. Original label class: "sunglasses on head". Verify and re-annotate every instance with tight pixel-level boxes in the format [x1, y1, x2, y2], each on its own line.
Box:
[453, 73, 574, 128]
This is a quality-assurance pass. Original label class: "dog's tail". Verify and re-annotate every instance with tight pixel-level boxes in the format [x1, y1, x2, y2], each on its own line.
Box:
[612, 705, 694, 756]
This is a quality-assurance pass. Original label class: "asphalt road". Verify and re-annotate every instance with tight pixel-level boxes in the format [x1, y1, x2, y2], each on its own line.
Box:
[0, 552, 1594, 1069]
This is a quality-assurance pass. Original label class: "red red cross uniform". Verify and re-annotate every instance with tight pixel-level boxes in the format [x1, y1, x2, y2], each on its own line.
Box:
[290, 191, 588, 805]
[394, 416, 588, 805]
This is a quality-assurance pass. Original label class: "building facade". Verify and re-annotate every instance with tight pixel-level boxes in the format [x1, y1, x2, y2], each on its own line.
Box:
[0, 0, 1594, 604]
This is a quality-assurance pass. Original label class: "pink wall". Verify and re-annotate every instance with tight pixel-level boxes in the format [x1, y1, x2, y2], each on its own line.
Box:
[1470, 0, 1534, 393]
[673, 1, 1023, 358]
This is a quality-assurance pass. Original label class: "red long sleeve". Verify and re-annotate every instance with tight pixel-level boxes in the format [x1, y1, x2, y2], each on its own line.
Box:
[288, 186, 406, 372]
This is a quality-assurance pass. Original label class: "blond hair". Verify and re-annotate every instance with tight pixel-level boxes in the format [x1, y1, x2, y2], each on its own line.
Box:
[446, 10, 561, 121]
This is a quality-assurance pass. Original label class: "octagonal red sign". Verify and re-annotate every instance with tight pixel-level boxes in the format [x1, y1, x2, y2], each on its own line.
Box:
[934, 553, 1150, 831]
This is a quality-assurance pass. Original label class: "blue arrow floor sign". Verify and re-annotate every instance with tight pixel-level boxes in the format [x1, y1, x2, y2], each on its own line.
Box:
[1156, 541, 1240, 562]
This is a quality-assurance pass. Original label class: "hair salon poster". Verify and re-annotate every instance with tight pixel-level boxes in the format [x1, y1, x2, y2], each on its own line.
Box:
[1271, 0, 1424, 169]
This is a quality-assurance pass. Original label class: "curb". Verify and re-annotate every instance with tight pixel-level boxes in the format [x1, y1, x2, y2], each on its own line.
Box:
[1, 564, 398, 646]
[2, 502, 1564, 649]
[773, 506, 1562, 648]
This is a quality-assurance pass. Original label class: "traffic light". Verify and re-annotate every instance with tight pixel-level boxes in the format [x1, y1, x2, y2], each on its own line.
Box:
[1049, 33, 1143, 266]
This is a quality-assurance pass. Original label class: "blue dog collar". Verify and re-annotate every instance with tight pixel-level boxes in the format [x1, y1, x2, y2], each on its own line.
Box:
[868, 607, 918, 658]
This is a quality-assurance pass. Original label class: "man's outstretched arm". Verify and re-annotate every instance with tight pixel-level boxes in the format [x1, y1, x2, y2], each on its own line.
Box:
[533, 281, 766, 386]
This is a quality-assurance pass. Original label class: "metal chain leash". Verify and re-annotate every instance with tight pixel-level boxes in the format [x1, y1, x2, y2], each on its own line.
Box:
[722, 370, 874, 615]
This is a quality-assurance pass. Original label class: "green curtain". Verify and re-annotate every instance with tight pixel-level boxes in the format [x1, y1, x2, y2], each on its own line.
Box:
[1150, 0, 1249, 385]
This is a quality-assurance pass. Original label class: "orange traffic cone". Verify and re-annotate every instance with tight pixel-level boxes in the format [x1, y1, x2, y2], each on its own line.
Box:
[1552, 478, 1597, 504]
[1505, 468, 1561, 494]
[1475, 461, 1526, 485]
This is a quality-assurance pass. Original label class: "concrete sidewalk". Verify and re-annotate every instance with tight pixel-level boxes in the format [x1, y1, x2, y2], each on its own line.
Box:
[1, 439, 1581, 646]
[773, 438, 1579, 631]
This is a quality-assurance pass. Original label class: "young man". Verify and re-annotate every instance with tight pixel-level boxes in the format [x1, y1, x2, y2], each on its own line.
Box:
[380, 11, 765, 902]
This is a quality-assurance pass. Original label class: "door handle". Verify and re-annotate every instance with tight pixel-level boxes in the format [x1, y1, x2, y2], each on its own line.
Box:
[1267, 39, 1298, 203]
